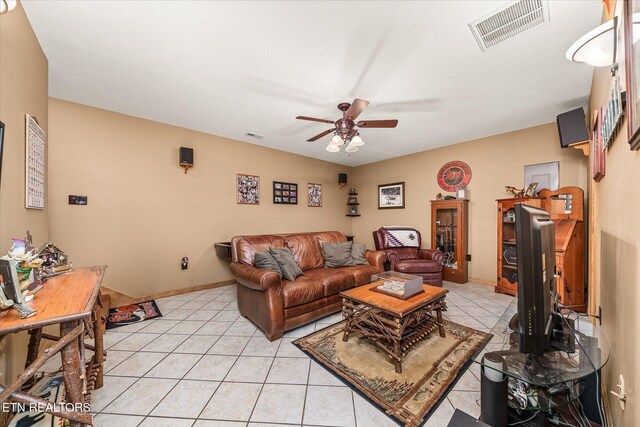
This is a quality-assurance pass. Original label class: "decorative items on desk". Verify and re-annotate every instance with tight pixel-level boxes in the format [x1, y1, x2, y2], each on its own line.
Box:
[1, 237, 38, 318]
[0, 232, 73, 318]
[34, 242, 72, 278]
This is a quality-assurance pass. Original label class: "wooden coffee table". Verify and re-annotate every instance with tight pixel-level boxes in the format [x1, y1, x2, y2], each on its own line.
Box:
[340, 281, 448, 373]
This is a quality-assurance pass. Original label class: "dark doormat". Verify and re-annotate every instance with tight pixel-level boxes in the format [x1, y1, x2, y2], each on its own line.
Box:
[294, 319, 491, 427]
[106, 300, 162, 330]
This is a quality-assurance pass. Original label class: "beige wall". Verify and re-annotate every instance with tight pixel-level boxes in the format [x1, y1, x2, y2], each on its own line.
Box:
[351, 123, 588, 283]
[0, 2, 49, 383]
[48, 99, 352, 298]
[589, 60, 640, 425]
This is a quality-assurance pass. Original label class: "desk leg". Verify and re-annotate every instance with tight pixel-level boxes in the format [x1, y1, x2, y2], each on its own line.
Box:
[60, 320, 85, 427]
[93, 295, 106, 389]
[24, 328, 43, 390]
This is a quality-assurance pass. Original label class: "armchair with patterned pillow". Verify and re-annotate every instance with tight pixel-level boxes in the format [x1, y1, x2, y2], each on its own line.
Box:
[372, 227, 443, 286]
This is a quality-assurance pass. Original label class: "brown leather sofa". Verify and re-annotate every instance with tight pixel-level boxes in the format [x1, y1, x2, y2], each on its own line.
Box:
[373, 227, 443, 286]
[231, 231, 386, 341]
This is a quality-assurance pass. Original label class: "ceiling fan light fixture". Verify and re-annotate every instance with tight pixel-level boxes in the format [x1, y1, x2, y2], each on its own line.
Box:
[330, 134, 345, 146]
[350, 134, 364, 147]
[345, 144, 359, 153]
[326, 144, 340, 153]
[0, 0, 17, 14]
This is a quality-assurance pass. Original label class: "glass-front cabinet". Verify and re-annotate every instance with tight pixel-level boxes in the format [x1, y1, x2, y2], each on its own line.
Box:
[430, 199, 469, 283]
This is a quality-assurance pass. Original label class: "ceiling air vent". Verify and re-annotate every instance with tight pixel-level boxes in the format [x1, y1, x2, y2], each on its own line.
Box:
[469, 0, 549, 51]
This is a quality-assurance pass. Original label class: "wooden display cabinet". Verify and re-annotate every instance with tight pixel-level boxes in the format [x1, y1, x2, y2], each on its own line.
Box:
[539, 187, 586, 312]
[496, 197, 543, 296]
[431, 199, 469, 283]
[495, 188, 586, 312]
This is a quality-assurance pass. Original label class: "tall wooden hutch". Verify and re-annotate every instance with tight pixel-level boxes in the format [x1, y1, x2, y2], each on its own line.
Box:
[431, 199, 469, 283]
[495, 187, 586, 312]
[496, 197, 543, 296]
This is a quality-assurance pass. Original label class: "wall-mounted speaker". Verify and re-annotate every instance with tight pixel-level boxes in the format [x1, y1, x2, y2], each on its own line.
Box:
[180, 147, 194, 165]
[338, 173, 347, 188]
[557, 108, 589, 148]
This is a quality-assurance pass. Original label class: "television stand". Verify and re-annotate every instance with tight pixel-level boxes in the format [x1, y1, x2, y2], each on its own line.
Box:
[476, 315, 610, 427]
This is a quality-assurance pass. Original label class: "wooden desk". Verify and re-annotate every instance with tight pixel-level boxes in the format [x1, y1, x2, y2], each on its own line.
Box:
[0, 266, 107, 426]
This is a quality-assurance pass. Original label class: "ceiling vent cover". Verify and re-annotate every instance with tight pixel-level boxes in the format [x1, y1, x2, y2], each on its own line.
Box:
[469, 0, 549, 51]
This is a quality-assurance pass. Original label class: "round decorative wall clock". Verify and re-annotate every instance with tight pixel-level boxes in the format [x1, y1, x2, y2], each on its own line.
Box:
[437, 161, 472, 192]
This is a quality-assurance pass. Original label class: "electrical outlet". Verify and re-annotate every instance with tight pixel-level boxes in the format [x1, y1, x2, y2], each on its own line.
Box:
[610, 374, 626, 410]
[181, 257, 188, 270]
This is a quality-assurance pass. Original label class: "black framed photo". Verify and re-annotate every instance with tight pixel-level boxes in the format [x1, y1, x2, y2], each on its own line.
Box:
[0, 121, 4, 188]
[378, 182, 405, 209]
[273, 181, 298, 204]
[625, 0, 640, 150]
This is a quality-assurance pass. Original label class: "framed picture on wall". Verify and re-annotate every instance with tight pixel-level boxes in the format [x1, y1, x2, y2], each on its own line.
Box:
[307, 183, 322, 207]
[273, 181, 297, 204]
[524, 161, 559, 191]
[0, 121, 5, 188]
[378, 182, 405, 209]
[624, 0, 640, 150]
[237, 174, 260, 204]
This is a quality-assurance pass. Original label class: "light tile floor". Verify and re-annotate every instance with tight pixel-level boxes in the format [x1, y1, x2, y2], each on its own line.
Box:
[38, 280, 516, 427]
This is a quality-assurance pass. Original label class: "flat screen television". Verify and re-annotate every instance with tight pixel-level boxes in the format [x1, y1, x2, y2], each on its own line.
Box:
[515, 203, 556, 355]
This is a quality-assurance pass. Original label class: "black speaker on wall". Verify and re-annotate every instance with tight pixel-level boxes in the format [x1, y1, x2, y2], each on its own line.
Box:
[180, 147, 194, 165]
[557, 108, 589, 148]
[338, 173, 347, 187]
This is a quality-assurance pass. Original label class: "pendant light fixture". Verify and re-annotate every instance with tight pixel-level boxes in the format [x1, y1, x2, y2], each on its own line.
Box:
[0, 0, 17, 14]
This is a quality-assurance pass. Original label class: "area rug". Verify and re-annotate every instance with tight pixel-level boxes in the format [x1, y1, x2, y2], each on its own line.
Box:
[106, 300, 162, 330]
[294, 319, 491, 427]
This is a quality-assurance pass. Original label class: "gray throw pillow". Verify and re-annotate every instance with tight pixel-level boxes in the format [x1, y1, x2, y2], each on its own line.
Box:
[322, 241, 355, 268]
[269, 247, 303, 281]
[254, 249, 282, 277]
[351, 243, 369, 265]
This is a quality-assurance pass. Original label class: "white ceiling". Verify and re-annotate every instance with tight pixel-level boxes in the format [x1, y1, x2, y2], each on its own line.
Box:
[22, 0, 602, 166]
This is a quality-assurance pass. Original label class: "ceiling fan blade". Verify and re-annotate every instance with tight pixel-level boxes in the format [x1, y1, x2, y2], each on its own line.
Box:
[296, 116, 335, 124]
[307, 128, 335, 142]
[344, 99, 370, 120]
[357, 119, 398, 128]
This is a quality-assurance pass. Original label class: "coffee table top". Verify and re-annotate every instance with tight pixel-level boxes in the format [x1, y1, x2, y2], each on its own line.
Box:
[341, 281, 448, 317]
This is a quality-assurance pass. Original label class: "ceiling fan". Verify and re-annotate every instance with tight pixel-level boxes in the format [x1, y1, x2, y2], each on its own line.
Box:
[296, 99, 398, 153]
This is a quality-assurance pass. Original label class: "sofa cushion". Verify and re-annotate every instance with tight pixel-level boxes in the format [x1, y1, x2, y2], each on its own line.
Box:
[282, 276, 325, 308]
[269, 247, 303, 281]
[339, 265, 380, 286]
[234, 235, 285, 265]
[395, 259, 442, 274]
[305, 268, 355, 296]
[284, 234, 325, 271]
[351, 243, 369, 265]
[254, 250, 282, 277]
[322, 241, 355, 267]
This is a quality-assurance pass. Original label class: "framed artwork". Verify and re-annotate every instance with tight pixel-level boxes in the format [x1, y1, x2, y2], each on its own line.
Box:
[0, 121, 4, 188]
[592, 109, 606, 182]
[524, 183, 538, 197]
[273, 181, 297, 204]
[624, 0, 640, 150]
[524, 161, 559, 191]
[378, 182, 405, 209]
[0, 259, 23, 304]
[237, 174, 260, 204]
[25, 114, 45, 209]
[307, 183, 322, 207]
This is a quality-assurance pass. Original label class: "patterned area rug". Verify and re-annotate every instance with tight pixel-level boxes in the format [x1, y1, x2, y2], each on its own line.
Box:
[294, 319, 491, 427]
[106, 300, 162, 330]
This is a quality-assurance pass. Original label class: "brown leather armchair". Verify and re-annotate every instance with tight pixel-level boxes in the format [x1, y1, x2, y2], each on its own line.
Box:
[373, 227, 443, 286]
